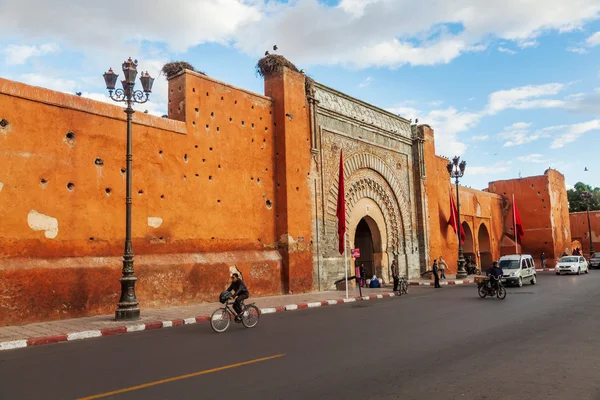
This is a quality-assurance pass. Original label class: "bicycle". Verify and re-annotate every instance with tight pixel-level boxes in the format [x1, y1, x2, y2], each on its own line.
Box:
[394, 276, 409, 296]
[210, 299, 260, 333]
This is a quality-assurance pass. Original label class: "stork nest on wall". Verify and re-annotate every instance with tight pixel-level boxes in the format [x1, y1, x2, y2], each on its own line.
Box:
[305, 76, 315, 96]
[255, 54, 299, 78]
[161, 61, 205, 79]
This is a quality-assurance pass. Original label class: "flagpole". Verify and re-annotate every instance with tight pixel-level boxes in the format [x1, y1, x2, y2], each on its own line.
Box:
[513, 194, 518, 254]
[344, 232, 349, 299]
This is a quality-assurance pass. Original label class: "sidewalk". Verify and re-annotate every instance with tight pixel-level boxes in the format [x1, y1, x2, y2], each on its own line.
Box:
[0, 288, 401, 351]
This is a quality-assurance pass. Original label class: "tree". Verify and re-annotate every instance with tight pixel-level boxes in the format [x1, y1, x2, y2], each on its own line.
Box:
[567, 182, 600, 212]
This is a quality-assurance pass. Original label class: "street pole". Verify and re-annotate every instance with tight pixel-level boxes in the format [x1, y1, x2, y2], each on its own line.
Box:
[581, 191, 595, 260]
[103, 59, 154, 321]
[587, 202, 594, 258]
[447, 156, 467, 279]
[344, 232, 349, 299]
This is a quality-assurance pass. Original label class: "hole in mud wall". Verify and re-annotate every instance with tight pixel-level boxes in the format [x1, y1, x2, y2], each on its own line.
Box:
[210, 112, 214, 117]
[235, 100, 238, 105]
[251, 123, 255, 129]
[65, 131, 76, 146]
[161, 194, 165, 199]
[241, 121, 245, 126]
[95, 157, 104, 166]
[221, 96, 224, 101]
[296, 187, 299, 191]
[217, 127, 220, 132]
[159, 150, 163, 156]
[202, 159, 206, 163]
[138, 190, 144, 195]
[195, 173, 199, 178]
[257, 178, 261, 183]
[195, 145, 198, 148]
[40, 178, 48, 188]
[217, 199, 221, 203]
[184, 154, 188, 163]
[205, 124, 209, 129]
[252, 105, 255, 110]
[192, 121, 196, 126]
[251, 177, 254, 181]
[183, 175, 187, 181]
[195, 107, 199, 113]
[206, 92, 209, 96]
[252, 138, 254, 143]
[67, 182, 75, 191]
[209, 147, 213, 151]
[89, 237, 95, 241]
[120, 168, 126, 175]
[208, 176, 212, 181]
[0, 118, 9, 127]
[105, 188, 112, 196]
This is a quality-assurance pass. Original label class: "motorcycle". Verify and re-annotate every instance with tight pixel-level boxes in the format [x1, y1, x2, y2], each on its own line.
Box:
[477, 276, 506, 299]
[466, 261, 481, 275]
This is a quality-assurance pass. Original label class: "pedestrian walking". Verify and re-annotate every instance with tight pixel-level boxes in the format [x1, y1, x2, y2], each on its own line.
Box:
[360, 263, 367, 288]
[438, 256, 448, 279]
[541, 252, 546, 269]
[391, 259, 399, 293]
[432, 260, 441, 288]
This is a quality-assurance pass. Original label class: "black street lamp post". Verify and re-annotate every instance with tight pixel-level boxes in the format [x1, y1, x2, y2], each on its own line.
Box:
[103, 58, 154, 321]
[447, 156, 468, 279]
[581, 191, 595, 259]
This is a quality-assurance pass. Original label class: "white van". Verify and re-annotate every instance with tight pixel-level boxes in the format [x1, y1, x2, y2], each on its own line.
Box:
[497, 254, 537, 287]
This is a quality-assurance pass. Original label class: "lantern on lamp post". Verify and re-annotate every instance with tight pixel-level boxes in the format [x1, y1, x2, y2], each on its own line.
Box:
[447, 156, 468, 279]
[103, 58, 154, 321]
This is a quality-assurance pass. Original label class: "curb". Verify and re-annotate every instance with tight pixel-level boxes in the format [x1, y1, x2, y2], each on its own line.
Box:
[409, 279, 473, 287]
[0, 292, 399, 351]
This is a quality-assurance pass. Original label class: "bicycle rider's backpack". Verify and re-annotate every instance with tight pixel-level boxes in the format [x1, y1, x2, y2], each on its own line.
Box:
[219, 291, 232, 304]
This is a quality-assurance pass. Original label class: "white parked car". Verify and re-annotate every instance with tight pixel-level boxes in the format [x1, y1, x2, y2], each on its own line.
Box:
[556, 256, 589, 275]
[497, 254, 537, 287]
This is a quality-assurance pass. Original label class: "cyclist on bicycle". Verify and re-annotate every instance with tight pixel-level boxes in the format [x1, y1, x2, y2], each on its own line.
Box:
[486, 261, 503, 290]
[226, 273, 250, 322]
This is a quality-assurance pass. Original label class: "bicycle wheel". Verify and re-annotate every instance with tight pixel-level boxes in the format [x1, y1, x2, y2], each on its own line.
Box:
[241, 305, 260, 328]
[210, 308, 231, 333]
[402, 280, 409, 294]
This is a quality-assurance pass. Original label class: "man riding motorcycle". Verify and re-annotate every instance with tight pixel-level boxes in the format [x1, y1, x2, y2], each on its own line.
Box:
[486, 261, 503, 291]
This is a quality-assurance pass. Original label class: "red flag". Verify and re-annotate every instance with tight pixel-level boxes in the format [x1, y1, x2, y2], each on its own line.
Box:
[448, 186, 466, 244]
[514, 197, 524, 242]
[336, 150, 346, 254]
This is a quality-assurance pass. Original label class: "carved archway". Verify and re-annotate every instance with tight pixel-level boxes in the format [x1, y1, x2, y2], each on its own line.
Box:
[327, 153, 412, 255]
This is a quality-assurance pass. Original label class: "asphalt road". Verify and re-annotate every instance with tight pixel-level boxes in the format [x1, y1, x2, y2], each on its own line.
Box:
[1, 272, 600, 400]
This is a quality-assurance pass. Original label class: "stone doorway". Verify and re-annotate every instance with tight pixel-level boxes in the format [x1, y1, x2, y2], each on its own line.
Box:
[462, 221, 475, 263]
[355, 218, 376, 279]
[478, 223, 493, 270]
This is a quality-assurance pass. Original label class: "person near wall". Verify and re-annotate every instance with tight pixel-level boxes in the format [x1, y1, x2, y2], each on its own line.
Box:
[541, 252, 546, 269]
[432, 260, 441, 288]
[438, 256, 448, 279]
[391, 259, 400, 293]
[360, 263, 367, 288]
[369, 275, 381, 288]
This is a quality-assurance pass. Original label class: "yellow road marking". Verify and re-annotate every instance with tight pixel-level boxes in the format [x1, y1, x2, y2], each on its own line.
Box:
[77, 353, 286, 400]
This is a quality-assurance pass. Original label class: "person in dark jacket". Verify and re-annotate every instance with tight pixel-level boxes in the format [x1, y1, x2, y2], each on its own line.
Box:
[226, 273, 250, 321]
[391, 260, 399, 293]
[486, 261, 503, 290]
[432, 260, 441, 288]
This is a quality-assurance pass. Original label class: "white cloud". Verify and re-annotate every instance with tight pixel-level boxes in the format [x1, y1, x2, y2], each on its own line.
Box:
[498, 47, 516, 55]
[472, 134, 489, 142]
[516, 153, 549, 163]
[359, 76, 373, 88]
[19, 73, 77, 93]
[467, 162, 511, 175]
[3, 43, 59, 65]
[1, 0, 599, 69]
[499, 122, 553, 147]
[585, 31, 600, 46]
[566, 47, 588, 54]
[485, 83, 566, 115]
[549, 119, 600, 148]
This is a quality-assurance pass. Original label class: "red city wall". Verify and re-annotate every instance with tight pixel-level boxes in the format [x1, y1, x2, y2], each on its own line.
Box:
[421, 126, 504, 273]
[570, 210, 600, 257]
[488, 169, 572, 267]
[0, 68, 313, 325]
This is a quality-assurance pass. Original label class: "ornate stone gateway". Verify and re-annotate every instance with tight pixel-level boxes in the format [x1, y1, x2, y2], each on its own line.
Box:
[307, 81, 428, 290]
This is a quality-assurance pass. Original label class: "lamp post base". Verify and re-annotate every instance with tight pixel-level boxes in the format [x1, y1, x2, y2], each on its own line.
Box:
[115, 306, 140, 321]
[455, 270, 468, 279]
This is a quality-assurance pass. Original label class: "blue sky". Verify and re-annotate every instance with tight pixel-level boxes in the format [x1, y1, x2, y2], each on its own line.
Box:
[1, 0, 599, 190]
